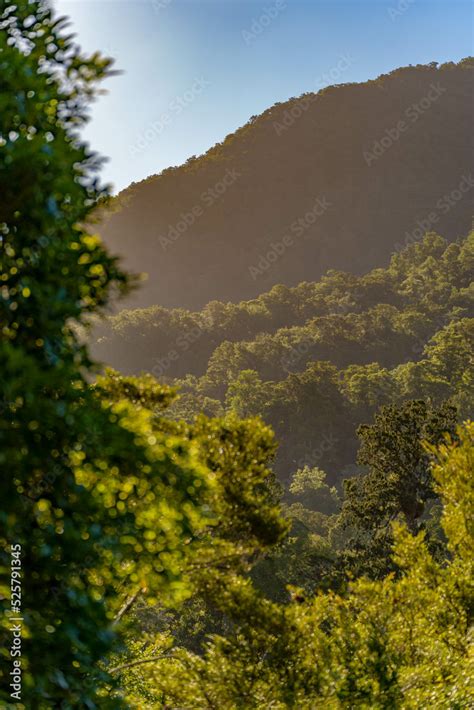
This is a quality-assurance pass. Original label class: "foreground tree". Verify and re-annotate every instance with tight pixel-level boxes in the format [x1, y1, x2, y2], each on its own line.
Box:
[93, 370, 288, 703]
[0, 4, 211, 706]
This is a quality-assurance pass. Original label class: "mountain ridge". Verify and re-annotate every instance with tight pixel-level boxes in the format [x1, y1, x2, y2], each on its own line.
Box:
[98, 58, 474, 310]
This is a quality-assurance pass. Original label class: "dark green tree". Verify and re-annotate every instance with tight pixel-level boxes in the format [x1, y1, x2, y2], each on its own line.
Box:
[335, 400, 457, 578]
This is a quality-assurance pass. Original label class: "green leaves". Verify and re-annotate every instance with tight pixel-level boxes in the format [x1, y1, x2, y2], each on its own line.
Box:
[143, 426, 474, 709]
[0, 3, 212, 706]
[333, 400, 458, 579]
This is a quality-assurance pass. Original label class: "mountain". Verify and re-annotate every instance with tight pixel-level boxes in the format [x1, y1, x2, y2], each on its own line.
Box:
[98, 59, 474, 310]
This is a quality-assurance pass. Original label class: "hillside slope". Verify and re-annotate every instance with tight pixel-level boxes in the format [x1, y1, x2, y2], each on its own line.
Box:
[94, 231, 474, 481]
[99, 60, 474, 310]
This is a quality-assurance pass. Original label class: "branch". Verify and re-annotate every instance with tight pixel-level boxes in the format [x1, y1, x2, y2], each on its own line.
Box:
[109, 652, 179, 674]
[112, 586, 145, 627]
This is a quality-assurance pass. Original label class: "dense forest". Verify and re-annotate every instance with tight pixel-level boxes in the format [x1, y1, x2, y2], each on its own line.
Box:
[97, 59, 474, 310]
[94, 229, 473, 482]
[0, 2, 473, 709]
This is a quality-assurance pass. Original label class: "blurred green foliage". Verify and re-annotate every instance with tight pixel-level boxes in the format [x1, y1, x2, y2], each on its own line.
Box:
[0, 2, 211, 706]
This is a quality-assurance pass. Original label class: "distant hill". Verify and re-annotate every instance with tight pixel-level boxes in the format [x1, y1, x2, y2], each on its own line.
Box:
[98, 59, 474, 310]
[93, 230, 474, 481]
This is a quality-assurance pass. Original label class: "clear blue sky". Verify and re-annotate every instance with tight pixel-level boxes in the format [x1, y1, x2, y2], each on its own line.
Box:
[55, 0, 473, 193]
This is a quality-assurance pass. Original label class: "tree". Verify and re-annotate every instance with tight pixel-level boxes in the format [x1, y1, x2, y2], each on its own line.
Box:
[288, 465, 339, 514]
[224, 369, 269, 418]
[335, 399, 457, 579]
[0, 4, 210, 706]
[137, 423, 474, 709]
[93, 370, 289, 696]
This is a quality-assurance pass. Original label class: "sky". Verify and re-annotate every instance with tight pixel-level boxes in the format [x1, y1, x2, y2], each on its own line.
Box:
[55, 0, 473, 194]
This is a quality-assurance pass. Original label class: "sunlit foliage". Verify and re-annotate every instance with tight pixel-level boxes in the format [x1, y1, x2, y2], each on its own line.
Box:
[127, 425, 474, 709]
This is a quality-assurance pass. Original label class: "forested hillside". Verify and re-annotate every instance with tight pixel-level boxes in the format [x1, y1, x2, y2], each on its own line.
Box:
[94, 230, 473, 480]
[97, 59, 474, 309]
